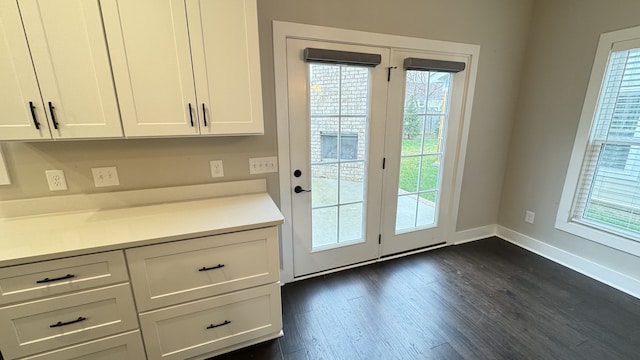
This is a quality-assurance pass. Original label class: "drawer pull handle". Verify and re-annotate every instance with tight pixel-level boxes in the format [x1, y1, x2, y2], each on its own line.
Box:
[50, 316, 87, 328]
[206, 320, 231, 329]
[36, 274, 75, 284]
[198, 264, 225, 272]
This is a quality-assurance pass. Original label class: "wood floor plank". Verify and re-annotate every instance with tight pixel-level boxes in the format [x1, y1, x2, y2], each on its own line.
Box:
[207, 237, 640, 360]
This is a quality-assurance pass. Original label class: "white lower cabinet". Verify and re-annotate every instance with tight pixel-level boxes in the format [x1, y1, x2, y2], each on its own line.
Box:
[128, 226, 283, 359]
[0, 251, 129, 306]
[126, 227, 280, 311]
[140, 283, 282, 360]
[0, 283, 138, 359]
[0, 227, 282, 359]
[20, 331, 145, 360]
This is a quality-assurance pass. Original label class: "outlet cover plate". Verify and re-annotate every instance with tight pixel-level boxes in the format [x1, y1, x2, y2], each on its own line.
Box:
[525, 210, 535, 224]
[210, 160, 224, 178]
[45, 170, 67, 191]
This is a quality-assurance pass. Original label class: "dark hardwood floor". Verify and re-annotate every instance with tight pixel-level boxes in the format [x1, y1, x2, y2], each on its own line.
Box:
[212, 237, 640, 360]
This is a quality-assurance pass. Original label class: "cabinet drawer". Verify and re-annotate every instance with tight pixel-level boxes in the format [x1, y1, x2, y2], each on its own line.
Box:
[21, 330, 145, 360]
[126, 227, 279, 311]
[139, 283, 282, 360]
[0, 283, 138, 359]
[0, 251, 128, 305]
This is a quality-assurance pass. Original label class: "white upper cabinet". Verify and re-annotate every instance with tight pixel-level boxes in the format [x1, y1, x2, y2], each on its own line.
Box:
[102, 0, 264, 137]
[0, 0, 51, 140]
[0, 0, 123, 141]
[188, 0, 264, 135]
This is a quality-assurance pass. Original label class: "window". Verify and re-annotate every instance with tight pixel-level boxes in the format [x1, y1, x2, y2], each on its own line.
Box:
[557, 26, 640, 256]
[320, 132, 359, 160]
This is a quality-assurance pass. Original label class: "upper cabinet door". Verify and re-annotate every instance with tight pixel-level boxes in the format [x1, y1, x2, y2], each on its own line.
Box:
[0, 0, 51, 141]
[101, 0, 199, 137]
[18, 0, 122, 139]
[188, 0, 264, 135]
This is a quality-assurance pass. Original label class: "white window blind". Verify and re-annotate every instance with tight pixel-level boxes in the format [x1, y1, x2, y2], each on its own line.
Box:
[572, 47, 640, 240]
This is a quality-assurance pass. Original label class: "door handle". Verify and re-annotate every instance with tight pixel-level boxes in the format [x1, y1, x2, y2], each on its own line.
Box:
[294, 185, 311, 193]
[48, 102, 59, 130]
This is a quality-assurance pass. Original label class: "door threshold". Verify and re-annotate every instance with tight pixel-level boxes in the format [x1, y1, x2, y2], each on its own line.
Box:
[290, 242, 448, 283]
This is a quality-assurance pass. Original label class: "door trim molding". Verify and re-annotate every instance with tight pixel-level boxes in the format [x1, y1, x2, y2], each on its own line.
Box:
[273, 21, 480, 283]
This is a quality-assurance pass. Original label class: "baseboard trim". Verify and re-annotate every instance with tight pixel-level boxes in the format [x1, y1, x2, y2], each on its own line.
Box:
[451, 224, 497, 245]
[496, 225, 640, 299]
[282, 223, 640, 300]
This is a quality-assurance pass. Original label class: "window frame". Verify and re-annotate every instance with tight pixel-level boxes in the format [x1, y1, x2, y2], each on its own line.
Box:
[556, 25, 640, 257]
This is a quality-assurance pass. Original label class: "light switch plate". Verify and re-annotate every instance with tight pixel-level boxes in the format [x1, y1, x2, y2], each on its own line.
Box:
[249, 157, 278, 174]
[92, 167, 120, 187]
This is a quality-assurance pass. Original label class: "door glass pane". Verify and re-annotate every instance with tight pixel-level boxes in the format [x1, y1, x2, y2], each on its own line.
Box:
[309, 63, 370, 249]
[417, 192, 437, 227]
[312, 163, 339, 207]
[396, 194, 418, 231]
[312, 207, 338, 247]
[420, 155, 441, 192]
[396, 70, 452, 233]
[339, 203, 364, 242]
[340, 162, 365, 203]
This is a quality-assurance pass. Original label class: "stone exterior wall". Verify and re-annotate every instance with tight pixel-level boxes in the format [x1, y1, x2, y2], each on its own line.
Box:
[309, 64, 368, 182]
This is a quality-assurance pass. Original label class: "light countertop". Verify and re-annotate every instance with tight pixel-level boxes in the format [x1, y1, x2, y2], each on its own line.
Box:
[0, 191, 284, 268]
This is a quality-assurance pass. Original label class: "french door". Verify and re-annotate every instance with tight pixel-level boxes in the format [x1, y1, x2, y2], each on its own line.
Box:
[379, 49, 468, 256]
[288, 39, 389, 276]
[286, 39, 468, 277]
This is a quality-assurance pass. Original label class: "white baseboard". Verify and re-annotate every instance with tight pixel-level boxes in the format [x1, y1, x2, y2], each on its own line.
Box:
[496, 225, 640, 299]
[451, 224, 497, 245]
[282, 223, 640, 300]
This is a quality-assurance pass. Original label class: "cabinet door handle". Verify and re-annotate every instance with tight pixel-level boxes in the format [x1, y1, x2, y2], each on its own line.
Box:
[188, 103, 194, 127]
[198, 264, 225, 272]
[36, 273, 75, 284]
[202, 103, 207, 127]
[49, 316, 87, 328]
[29, 102, 40, 130]
[206, 320, 231, 329]
[48, 102, 59, 130]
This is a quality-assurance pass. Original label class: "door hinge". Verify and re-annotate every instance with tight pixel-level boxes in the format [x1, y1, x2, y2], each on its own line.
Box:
[382, 157, 386, 169]
[386, 66, 397, 82]
[378, 234, 382, 244]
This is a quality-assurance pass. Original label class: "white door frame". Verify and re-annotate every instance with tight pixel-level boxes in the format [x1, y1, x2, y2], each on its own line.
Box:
[273, 21, 480, 284]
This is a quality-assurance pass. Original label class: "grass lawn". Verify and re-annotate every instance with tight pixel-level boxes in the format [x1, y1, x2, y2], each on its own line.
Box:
[399, 138, 441, 202]
[584, 202, 640, 234]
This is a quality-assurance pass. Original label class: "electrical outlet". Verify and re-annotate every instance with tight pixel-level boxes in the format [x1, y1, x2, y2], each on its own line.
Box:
[92, 167, 120, 187]
[249, 156, 278, 174]
[45, 170, 67, 191]
[210, 160, 224, 178]
[525, 210, 535, 224]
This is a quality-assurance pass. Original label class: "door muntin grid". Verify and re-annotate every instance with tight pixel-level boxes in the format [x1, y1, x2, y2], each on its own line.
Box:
[309, 63, 371, 250]
[396, 70, 452, 233]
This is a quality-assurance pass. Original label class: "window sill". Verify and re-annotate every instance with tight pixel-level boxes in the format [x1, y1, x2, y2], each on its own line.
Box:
[555, 218, 640, 257]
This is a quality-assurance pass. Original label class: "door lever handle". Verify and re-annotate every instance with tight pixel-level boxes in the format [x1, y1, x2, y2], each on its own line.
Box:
[294, 186, 311, 194]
